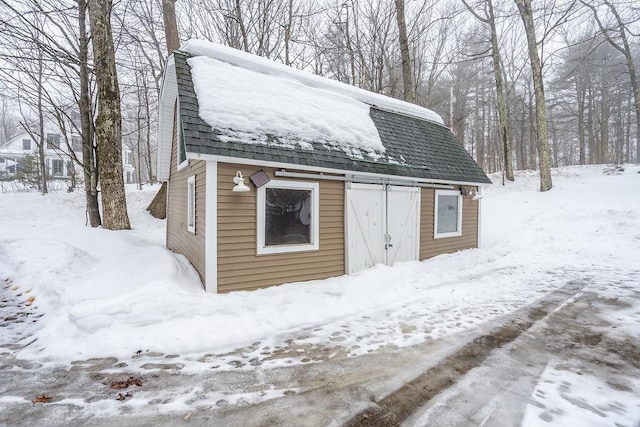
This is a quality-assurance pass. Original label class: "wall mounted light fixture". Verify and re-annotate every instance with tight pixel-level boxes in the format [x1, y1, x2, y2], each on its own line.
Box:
[461, 186, 482, 200]
[232, 171, 250, 192]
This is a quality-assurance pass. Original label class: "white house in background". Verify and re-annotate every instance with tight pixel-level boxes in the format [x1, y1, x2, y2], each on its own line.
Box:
[0, 130, 137, 183]
[0, 130, 83, 178]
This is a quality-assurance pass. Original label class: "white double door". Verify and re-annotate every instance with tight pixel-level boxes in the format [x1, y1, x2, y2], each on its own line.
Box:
[346, 183, 421, 274]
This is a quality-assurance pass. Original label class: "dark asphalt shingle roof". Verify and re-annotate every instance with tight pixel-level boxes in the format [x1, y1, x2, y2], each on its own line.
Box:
[174, 52, 491, 185]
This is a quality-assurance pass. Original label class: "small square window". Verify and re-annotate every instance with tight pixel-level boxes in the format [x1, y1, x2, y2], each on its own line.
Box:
[434, 189, 462, 239]
[22, 139, 31, 150]
[187, 175, 196, 234]
[257, 180, 319, 254]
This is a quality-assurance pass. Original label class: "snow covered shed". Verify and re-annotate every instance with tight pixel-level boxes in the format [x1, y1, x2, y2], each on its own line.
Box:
[157, 40, 491, 293]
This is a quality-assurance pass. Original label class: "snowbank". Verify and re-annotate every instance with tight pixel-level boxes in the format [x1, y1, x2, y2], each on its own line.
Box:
[0, 165, 639, 366]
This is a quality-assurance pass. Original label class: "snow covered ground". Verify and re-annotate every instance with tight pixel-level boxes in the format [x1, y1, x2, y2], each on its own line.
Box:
[0, 164, 639, 426]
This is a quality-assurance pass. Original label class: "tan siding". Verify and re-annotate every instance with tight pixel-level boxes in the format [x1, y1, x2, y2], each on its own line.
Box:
[419, 186, 479, 260]
[217, 163, 345, 293]
[166, 109, 207, 285]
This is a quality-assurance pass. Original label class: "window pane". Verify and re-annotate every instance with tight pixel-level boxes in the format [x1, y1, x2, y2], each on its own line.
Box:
[265, 188, 312, 246]
[72, 136, 82, 152]
[437, 195, 459, 234]
[22, 139, 31, 150]
[52, 159, 63, 176]
[47, 133, 60, 149]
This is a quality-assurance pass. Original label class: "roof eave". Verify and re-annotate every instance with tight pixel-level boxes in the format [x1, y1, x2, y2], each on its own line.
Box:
[157, 54, 177, 182]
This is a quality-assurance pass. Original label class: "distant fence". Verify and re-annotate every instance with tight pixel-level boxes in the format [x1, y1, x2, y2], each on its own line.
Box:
[0, 179, 77, 194]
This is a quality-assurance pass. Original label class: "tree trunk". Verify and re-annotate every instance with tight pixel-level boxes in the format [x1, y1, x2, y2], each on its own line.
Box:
[518, 103, 526, 170]
[515, 0, 552, 191]
[284, 0, 293, 66]
[143, 76, 154, 184]
[148, 0, 181, 219]
[461, 0, 513, 179]
[37, 50, 47, 195]
[162, 0, 180, 54]
[528, 87, 537, 169]
[395, 0, 415, 103]
[234, 0, 249, 52]
[147, 182, 167, 218]
[343, 4, 356, 86]
[588, 86, 595, 163]
[600, 93, 609, 163]
[577, 83, 585, 165]
[88, 0, 131, 230]
[78, 0, 101, 227]
[487, 1, 513, 180]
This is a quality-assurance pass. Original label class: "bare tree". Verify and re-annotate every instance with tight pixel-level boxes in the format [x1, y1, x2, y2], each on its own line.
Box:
[88, 0, 131, 229]
[515, 0, 552, 191]
[394, 0, 414, 102]
[582, 0, 640, 163]
[147, 0, 180, 219]
[461, 0, 514, 181]
[162, 0, 180, 53]
[79, 0, 101, 226]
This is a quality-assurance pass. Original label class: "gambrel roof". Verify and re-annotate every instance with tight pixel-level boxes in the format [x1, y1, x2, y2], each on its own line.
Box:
[158, 41, 490, 185]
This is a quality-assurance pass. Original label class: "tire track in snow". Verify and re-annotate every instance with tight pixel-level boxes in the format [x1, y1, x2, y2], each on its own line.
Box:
[344, 279, 589, 427]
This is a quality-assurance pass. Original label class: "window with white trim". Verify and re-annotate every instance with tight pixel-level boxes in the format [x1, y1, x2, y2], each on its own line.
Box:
[187, 175, 196, 234]
[257, 180, 319, 254]
[434, 189, 463, 239]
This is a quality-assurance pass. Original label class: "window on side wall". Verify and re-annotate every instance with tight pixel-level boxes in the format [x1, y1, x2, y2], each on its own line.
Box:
[434, 189, 463, 239]
[22, 139, 31, 150]
[187, 175, 196, 234]
[257, 180, 319, 255]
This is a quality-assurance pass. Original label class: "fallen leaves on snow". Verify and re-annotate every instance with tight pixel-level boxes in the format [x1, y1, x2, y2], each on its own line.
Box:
[32, 394, 52, 404]
[116, 392, 133, 401]
[110, 375, 143, 390]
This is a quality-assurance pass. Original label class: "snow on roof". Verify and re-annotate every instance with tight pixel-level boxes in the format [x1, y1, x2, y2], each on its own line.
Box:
[180, 39, 445, 158]
[187, 56, 384, 157]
